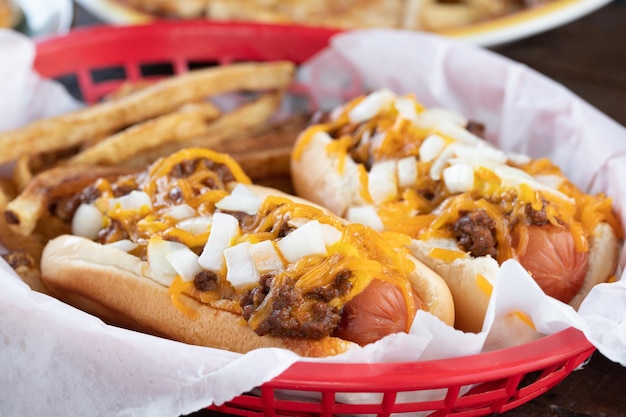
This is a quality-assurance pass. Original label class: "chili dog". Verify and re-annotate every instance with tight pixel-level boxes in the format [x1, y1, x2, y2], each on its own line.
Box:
[39, 147, 454, 356]
[290, 89, 622, 333]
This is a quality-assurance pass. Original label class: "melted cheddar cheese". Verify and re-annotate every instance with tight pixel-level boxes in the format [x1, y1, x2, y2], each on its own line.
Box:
[73, 147, 423, 339]
[293, 90, 622, 265]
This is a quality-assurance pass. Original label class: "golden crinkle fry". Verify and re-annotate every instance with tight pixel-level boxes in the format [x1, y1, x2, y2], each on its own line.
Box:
[0, 61, 311, 293]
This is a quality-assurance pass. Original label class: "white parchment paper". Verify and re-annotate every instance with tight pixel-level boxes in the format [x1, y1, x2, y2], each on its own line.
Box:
[16, 0, 73, 38]
[0, 28, 625, 417]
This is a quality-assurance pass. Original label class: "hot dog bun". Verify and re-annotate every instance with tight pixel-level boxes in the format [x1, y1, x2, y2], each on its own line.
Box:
[38, 148, 454, 357]
[407, 238, 498, 333]
[291, 129, 364, 218]
[407, 222, 619, 332]
[248, 185, 455, 329]
[41, 229, 453, 356]
[290, 90, 622, 333]
[41, 234, 357, 357]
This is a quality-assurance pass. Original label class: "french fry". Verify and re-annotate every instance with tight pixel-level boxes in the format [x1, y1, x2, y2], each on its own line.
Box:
[15, 101, 220, 182]
[0, 61, 295, 166]
[0, 175, 17, 199]
[66, 101, 221, 166]
[103, 80, 157, 101]
[12, 156, 35, 191]
[0, 183, 46, 266]
[0, 61, 306, 287]
[11, 145, 86, 192]
[231, 146, 293, 181]
[215, 113, 310, 154]
[4, 165, 135, 237]
[113, 91, 285, 168]
[214, 113, 311, 180]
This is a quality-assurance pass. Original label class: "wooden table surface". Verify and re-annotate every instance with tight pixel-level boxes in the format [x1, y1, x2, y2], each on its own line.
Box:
[71, 2, 626, 416]
[491, 4, 626, 415]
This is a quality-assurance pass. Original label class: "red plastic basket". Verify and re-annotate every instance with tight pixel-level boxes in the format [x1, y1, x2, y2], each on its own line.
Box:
[33, 21, 595, 417]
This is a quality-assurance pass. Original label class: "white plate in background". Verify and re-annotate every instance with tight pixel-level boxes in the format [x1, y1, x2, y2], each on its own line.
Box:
[438, 0, 613, 46]
[74, 0, 612, 47]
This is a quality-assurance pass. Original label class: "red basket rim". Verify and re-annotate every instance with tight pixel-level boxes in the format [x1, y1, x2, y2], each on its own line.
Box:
[270, 327, 592, 390]
[30, 21, 595, 396]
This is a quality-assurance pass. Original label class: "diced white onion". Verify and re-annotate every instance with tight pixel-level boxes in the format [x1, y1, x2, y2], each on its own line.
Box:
[176, 216, 213, 235]
[71, 203, 103, 240]
[494, 166, 574, 203]
[147, 238, 188, 286]
[494, 165, 536, 183]
[397, 155, 418, 188]
[394, 97, 419, 123]
[534, 174, 564, 190]
[224, 242, 260, 288]
[419, 134, 447, 163]
[429, 145, 456, 181]
[108, 190, 152, 211]
[166, 247, 203, 282]
[443, 163, 475, 193]
[431, 142, 506, 182]
[319, 223, 343, 246]
[287, 217, 310, 229]
[164, 204, 196, 221]
[368, 160, 398, 205]
[346, 205, 385, 232]
[348, 89, 396, 124]
[452, 143, 507, 168]
[105, 239, 137, 253]
[436, 121, 482, 146]
[215, 183, 262, 215]
[249, 240, 284, 272]
[198, 213, 240, 272]
[277, 220, 327, 263]
[506, 151, 532, 165]
[416, 107, 467, 130]
[232, 183, 257, 198]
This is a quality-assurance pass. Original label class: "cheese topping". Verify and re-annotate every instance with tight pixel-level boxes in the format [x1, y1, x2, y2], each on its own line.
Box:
[72, 147, 421, 337]
[293, 89, 621, 263]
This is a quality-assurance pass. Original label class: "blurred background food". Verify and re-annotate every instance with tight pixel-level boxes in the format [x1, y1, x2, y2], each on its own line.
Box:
[0, 0, 22, 28]
[72, 0, 614, 47]
[110, 0, 552, 31]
